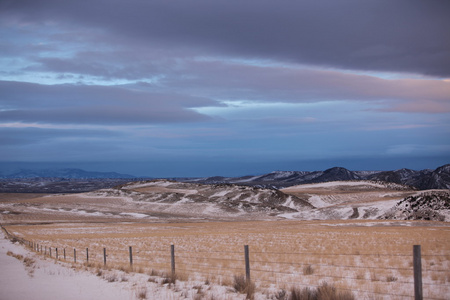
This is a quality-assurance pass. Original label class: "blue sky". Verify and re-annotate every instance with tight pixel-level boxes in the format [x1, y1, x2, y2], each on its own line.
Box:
[1, 0, 449, 177]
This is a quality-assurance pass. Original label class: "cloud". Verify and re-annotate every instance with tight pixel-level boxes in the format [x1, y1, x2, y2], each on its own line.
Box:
[0, 81, 216, 125]
[386, 144, 450, 156]
[382, 99, 450, 114]
[163, 60, 450, 112]
[2, 0, 449, 77]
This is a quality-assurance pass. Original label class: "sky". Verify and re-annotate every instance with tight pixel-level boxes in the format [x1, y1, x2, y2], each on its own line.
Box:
[0, 0, 449, 177]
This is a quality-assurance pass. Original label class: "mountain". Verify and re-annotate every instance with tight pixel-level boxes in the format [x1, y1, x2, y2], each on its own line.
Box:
[380, 190, 450, 221]
[2, 164, 449, 190]
[309, 167, 361, 183]
[181, 164, 450, 190]
[426, 164, 450, 189]
[367, 165, 450, 190]
[2, 168, 135, 179]
[366, 168, 431, 189]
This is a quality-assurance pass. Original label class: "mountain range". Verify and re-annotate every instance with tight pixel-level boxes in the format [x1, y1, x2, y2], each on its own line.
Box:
[0, 168, 135, 179]
[182, 164, 450, 190]
[1, 164, 449, 191]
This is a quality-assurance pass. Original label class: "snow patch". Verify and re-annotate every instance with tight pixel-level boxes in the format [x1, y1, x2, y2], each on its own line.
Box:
[119, 212, 151, 218]
[307, 195, 328, 208]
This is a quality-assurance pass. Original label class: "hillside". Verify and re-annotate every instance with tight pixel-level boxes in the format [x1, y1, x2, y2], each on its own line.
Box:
[2, 179, 442, 223]
[380, 190, 450, 221]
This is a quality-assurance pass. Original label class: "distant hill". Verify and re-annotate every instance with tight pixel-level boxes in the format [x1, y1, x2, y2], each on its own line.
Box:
[1, 168, 135, 179]
[181, 164, 450, 190]
[2, 164, 449, 191]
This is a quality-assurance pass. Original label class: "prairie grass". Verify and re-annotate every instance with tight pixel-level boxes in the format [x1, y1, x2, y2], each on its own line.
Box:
[290, 282, 355, 300]
[303, 265, 314, 275]
[5, 219, 450, 299]
[7, 251, 36, 276]
[233, 274, 255, 299]
[135, 286, 147, 300]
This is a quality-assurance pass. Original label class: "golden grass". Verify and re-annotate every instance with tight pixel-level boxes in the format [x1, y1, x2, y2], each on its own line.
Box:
[5, 219, 450, 299]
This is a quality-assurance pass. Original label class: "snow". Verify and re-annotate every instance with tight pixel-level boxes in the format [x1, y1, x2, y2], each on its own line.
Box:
[284, 181, 388, 190]
[124, 180, 173, 189]
[0, 231, 133, 300]
[268, 171, 296, 179]
[234, 176, 261, 183]
[119, 212, 151, 219]
[211, 189, 232, 197]
[175, 197, 193, 204]
[307, 195, 328, 208]
[29, 207, 114, 218]
[0, 231, 256, 299]
[277, 212, 298, 219]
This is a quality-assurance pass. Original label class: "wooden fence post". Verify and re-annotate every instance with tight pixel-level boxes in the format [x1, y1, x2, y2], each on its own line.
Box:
[244, 245, 251, 282]
[64, 248, 66, 260]
[56, 248, 58, 260]
[129, 246, 133, 267]
[103, 248, 107, 266]
[413, 245, 423, 300]
[49, 247, 52, 258]
[171, 244, 175, 276]
[74, 248, 76, 263]
[86, 248, 89, 264]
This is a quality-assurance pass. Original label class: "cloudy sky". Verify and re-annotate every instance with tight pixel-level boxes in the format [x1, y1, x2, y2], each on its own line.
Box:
[1, 0, 449, 177]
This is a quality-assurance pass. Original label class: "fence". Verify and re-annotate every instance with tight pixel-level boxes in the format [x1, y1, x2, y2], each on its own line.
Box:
[1, 225, 448, 300]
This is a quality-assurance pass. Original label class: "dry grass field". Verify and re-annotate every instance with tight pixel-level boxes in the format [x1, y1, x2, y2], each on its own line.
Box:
[4, 219, 450, 299]
[1, 181, 449, 299]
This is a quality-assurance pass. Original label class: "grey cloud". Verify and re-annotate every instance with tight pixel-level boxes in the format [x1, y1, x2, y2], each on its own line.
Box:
[2, 0, 449, 77]
[162, 61, 450, 112]
[27, 50, 170, 81]
[0, 126, 121, 144]
[0, 81, 215, 124]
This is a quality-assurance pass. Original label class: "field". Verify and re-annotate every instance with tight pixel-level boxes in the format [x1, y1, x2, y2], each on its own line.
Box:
[3, 219, 449, 299]
[0, 181, 449, 299]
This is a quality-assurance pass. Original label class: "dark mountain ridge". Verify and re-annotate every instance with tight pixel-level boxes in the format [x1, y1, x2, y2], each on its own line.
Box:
[183, 164, 450, 190]
[1, 165, 449, 192]
[1, 168, 135, 179]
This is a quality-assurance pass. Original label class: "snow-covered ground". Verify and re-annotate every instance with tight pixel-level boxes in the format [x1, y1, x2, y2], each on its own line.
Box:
[0, 230, 255, 300]
[0, 230, 133, 300]
[281, 180, 408, 190]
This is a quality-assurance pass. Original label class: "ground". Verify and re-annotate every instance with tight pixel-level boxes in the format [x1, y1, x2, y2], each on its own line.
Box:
[0, 181, 449, 299]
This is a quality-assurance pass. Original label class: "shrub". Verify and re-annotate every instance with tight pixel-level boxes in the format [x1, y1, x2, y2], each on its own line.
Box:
[161, 272, 177, 285]
[136, 286, 147, 300]
[290, 286, 316, 300]
[233, 274, 247, 292]
[303, 264, 314, 275]
[103, 273, 118, 282]
[233, 274, 255, 299]
[289, 282, 355, 300]
[386, 275, 397, 282]
[274, 289, 287, 300]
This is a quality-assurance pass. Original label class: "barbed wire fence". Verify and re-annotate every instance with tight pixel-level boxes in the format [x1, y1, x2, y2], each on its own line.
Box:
[1, 224, 448, 300]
